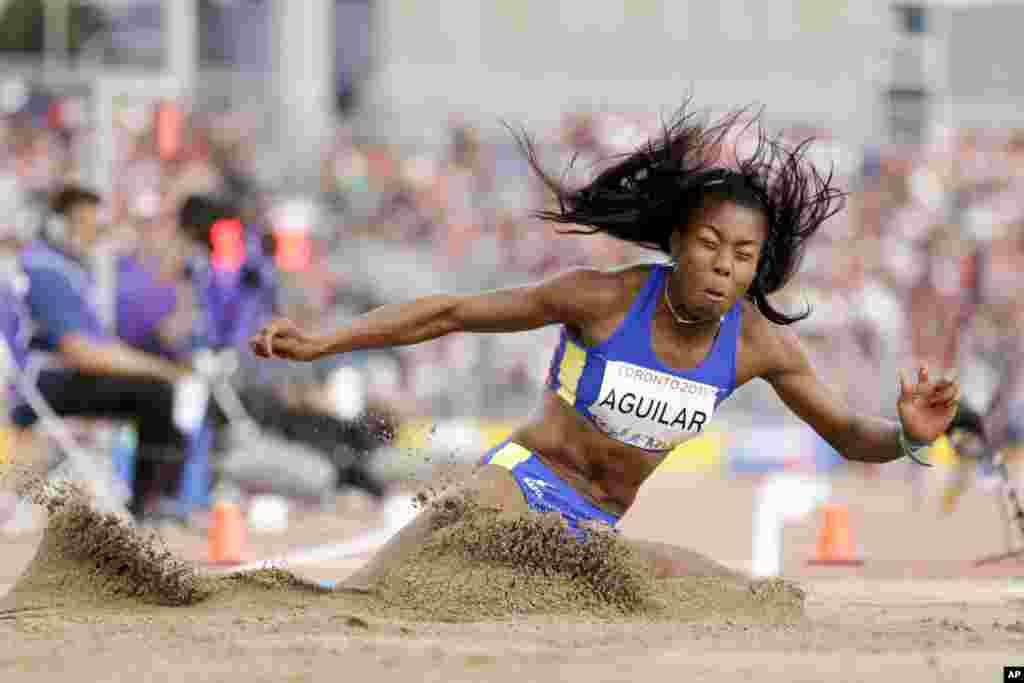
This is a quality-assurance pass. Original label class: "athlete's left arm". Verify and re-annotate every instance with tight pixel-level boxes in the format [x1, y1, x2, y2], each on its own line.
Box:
[761, 326, 959, 464]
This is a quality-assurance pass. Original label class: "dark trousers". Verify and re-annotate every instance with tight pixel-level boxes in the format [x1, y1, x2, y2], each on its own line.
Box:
[25, 370, 188, 516]
[237, 386, 387, 498]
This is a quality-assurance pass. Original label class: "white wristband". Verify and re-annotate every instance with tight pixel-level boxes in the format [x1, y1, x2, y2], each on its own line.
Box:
[899, 425, 932, 467]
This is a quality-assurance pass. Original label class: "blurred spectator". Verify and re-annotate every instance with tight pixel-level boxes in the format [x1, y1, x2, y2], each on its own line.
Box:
[115, 247, 180, 357]
[13, 185, 201, 520]
[177, 195, 277, 353]
[114, 194, 391, 500]
[0, 202, 38, 466]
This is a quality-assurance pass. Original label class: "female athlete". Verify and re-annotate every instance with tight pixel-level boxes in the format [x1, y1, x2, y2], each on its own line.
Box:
[251, 105, 960, 589]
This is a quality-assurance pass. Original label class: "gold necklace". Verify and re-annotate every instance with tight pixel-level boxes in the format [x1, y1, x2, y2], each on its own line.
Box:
[663, 279, 725, 326]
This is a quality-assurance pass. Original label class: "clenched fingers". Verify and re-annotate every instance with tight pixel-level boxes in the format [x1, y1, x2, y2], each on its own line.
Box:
[927, 380, 959, 409]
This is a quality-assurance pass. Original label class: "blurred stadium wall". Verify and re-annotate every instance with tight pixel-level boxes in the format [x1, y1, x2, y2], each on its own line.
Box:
[361, 0, 1024, 149]
[4, 1, 1024, 188]
[360, 0, 891, 147]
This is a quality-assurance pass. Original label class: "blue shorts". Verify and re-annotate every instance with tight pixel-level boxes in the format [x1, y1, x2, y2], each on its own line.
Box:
[480, 439, 620, 532]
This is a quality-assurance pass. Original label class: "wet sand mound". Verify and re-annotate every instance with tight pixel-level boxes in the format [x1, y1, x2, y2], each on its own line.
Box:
[369, 496, 804, 623]
[8, 480, 207, 610]
[3, 477, 330, 615]
[4, 478, 804, 625]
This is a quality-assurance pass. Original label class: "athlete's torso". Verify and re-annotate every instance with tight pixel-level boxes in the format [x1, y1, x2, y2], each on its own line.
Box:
[508, 264, 753, 516]
[548, 263, 740, 451]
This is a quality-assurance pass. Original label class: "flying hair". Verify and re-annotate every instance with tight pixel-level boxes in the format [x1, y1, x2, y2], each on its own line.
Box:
[508, 99, 846, 325]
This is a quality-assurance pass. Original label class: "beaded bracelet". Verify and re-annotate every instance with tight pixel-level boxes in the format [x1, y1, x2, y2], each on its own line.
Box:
[899, 425, 933, 467]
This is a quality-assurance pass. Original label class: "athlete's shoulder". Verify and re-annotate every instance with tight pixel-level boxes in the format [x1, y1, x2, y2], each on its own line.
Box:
[736, 298, 809, 382]
[558, 262, 657, 307]
[609, 261, 663, 283]
[538, 262, 657, 327]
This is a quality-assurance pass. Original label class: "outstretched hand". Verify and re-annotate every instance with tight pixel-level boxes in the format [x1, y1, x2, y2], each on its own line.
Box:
[897, 365, 960, 443]
[249, 318, 324, 362]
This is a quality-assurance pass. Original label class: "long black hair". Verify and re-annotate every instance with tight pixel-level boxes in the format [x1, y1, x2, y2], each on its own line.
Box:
[511, 101, 846, 325]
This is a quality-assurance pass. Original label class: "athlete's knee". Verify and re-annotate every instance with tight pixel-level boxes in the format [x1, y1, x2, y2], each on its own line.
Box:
[471, 463, 529, 513]
[652, 556, 740, 580]
[627, 538, 747, 580]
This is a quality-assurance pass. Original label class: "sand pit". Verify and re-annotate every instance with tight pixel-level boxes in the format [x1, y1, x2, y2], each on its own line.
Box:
[3, 470, 1022, 682]
[3, 479, 803, 627]
[367, 495, 804, 622]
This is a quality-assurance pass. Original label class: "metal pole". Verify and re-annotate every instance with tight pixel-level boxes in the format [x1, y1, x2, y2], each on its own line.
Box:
[273, 0, 334, 190]
[925, 4, 954, 140]
[164, 0, 197, 96]
[90, 77, 113, 198]
[43, 0, 70, 82]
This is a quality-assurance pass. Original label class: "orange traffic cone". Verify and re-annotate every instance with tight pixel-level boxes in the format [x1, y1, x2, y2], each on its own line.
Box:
[208, 499, 246, 565]
[807, 502, 864, 566]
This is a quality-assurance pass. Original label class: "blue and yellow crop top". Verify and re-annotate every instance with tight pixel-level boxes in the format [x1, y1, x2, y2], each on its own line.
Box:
[547, 264, 741, 452]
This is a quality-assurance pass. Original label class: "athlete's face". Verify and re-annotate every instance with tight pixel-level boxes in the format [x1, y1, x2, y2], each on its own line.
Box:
[669, 199, 767, 321]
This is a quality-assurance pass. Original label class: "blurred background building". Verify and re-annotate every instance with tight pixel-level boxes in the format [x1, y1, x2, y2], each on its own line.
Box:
[5, 1, 1024, 183]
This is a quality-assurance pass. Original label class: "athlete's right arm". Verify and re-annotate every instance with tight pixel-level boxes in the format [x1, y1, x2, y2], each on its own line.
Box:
[251, 268, 613, 362]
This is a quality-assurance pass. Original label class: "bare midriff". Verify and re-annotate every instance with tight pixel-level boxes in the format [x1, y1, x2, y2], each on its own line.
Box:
[505, 390, 670, 518]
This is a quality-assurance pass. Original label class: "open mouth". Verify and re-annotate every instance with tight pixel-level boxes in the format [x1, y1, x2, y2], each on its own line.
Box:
[704, 289, 726, 302]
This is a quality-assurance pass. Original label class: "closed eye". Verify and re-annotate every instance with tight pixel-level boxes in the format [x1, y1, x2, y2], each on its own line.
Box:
[736, 252, 755, 262]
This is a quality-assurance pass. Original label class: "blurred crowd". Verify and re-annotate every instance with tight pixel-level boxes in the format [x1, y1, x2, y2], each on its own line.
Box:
[317, 114, 1024, 433]
[2, 85, 1024, 523]
[788, 127, 1024, 445]
[0, 90, 395, 524]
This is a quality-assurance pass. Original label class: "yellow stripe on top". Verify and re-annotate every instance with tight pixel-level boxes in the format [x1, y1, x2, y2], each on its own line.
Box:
[489, 442, 533, 470]
[556, 339, 586, 405]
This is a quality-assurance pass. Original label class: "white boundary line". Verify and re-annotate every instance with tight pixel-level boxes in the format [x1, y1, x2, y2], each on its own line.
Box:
[205, 526, 393, 575]
[203, 495, 418, 575]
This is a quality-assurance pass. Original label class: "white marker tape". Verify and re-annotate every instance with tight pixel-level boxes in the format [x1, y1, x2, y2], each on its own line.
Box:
[205, 495, 418, 575]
